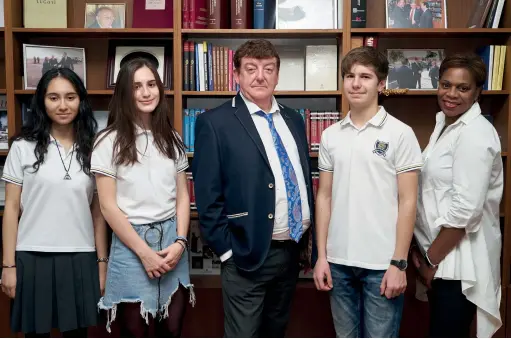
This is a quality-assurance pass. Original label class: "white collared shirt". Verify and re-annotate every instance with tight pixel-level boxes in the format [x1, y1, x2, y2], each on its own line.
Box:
[220, 93, 311, 261]
[1, 137, 96, 252]
[414, 102, 503, 337]
[319, 106, 422, 269]
[91, 126, 189, 225]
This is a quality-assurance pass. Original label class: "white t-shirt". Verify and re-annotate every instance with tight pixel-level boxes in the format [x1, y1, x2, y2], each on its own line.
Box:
[91, 126, 189, 225]
[318, 106, 423, 269]
[1, 137, 96, 252]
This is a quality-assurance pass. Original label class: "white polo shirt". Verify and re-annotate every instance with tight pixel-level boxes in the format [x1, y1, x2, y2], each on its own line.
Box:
[414, 102, 503, 337]
[91, 125, 189, 225]
[318, 106, 422, 270]
[1, 137, 96, 252]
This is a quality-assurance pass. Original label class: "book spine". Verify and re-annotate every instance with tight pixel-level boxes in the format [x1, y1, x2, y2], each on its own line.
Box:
[253, 0, 264, 28]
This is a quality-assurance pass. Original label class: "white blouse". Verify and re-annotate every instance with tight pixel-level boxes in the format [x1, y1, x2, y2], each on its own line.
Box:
[414, 102, 503, 337]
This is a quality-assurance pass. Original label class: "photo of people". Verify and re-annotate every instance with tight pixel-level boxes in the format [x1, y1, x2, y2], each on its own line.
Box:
[387, 49, 444, 90]
[23, 44, 86, 90]
[85, 3, 125, 28]
[386, 0, 447, 28]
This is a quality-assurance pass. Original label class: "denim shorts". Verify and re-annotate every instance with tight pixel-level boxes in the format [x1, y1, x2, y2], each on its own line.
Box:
[98, 217, 195, 333]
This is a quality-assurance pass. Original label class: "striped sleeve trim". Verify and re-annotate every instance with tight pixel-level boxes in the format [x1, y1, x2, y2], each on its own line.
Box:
[1, 174, 23, 186]
[318, 165, 334, 173]
[176, 163, 189, 174]
[91, 166, 117, 179]
[396, 163, 423, 174]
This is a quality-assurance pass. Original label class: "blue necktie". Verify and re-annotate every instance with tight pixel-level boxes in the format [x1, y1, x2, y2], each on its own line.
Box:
[256, 110, 302, 242]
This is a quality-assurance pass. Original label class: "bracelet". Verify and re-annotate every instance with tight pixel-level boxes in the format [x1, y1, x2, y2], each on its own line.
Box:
[97, 257, 109, 263]
[175, 240, 186, 251]
[175, 236, 188, 244]
[2, 264, 15, 268]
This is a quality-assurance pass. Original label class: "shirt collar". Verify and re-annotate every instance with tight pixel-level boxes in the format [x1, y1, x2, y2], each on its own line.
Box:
[435, 101, 482, 126]
[238, 90, 280, 115]
[135, 124, 151, 136]
[340, 106, 388, 127]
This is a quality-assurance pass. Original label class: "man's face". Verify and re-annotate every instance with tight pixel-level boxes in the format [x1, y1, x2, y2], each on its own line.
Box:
[343, 63, 384, 108]
[397, 0, 405, 7]
[234, 57, 279, 104]
[97, 8, 115, 28]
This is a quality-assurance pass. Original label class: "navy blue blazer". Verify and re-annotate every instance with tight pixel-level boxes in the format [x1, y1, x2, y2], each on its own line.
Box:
[191, 93, 316, 272]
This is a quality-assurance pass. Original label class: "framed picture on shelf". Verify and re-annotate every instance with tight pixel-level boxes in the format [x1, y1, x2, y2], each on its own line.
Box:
[106, 40, 172, 89]
[386, 49, 445, 90]
[386, 0, 447, 29]
[85, 3, 126, 28]
[23, 44, 86, 90]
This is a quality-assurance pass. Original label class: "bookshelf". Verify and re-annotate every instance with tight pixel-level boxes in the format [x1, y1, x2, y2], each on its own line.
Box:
[0, 0, 509, 337]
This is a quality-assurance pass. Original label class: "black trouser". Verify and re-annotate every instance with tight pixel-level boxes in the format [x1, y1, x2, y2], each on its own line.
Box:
[221, 240, 300, 338]
[427, 279, 476, 337]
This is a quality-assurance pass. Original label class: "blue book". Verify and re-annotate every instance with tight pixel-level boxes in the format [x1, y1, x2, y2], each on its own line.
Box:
[253, 0, 276, 29]
[183, 109, 190, 151]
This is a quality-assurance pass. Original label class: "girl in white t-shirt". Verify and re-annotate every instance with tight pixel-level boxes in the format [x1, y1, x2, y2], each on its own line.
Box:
[91, 57, 194, 336]
[1, 67, 108, 337]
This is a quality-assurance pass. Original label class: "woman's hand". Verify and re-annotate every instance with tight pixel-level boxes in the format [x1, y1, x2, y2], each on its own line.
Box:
[157, 243, 185, 270]
[411, 247, 437, 289]
[1, 268, 16, 299]
[139, 249, 172, 279]
[98, 262, 107, 296]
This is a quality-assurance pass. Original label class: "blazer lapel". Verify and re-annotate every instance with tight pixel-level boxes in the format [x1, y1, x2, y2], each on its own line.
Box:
[281, 107, 309, 176]
[233, 94, 271, 170]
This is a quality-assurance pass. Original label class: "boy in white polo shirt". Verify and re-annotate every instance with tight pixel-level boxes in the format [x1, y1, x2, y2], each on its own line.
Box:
[313, 46, 423, 337]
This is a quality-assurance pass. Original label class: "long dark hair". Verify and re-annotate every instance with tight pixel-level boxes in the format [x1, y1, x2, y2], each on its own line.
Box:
[96, 57, 184, 165]
[12, 67, 97, 175]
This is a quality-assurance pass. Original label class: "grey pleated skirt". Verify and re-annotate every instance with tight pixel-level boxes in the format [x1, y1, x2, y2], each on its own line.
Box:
[10, 251, 101, 334]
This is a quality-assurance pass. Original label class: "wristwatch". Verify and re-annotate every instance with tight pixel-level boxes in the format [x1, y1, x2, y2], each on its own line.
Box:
[390, 259, 408, 271]
[424, 251, 439, 268]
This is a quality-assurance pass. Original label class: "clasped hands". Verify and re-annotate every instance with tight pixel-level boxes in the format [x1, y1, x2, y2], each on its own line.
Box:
[140, 242, 185, 279]
[410, 246, 437, 289]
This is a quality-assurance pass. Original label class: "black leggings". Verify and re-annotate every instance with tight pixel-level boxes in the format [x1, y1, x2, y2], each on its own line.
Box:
[110, 284, 188, 337]
[427, 279, 476, 337]
[25, 328, 88, 337]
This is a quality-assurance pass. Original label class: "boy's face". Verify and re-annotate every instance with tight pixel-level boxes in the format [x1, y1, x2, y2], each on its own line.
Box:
[343, 63, 385, 108]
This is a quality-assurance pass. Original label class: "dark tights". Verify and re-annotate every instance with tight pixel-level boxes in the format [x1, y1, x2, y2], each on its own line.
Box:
[25, 328, 88, 337]
[111, 285, 188, 337]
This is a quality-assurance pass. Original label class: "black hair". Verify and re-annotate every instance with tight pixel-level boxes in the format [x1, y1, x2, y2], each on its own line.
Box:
[12, 67, 97, 175]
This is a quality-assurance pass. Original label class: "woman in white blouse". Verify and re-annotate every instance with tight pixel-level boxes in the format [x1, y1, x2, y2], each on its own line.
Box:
[411, 53, 503, 338]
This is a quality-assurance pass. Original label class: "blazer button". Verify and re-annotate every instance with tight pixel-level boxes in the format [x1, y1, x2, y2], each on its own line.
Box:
[268, 213, 274, 219]
[268, 183, 274, 189]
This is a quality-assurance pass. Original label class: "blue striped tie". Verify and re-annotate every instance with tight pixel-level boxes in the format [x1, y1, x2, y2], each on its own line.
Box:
[256, 111, 302, 242]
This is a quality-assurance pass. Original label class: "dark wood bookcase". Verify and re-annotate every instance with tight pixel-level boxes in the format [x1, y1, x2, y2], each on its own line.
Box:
[0, 0, 509, 337]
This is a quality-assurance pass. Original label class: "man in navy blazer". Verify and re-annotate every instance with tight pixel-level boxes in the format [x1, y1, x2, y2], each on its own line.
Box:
[192, 39, 315, 337]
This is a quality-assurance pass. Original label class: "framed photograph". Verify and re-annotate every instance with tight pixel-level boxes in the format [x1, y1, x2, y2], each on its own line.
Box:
[387, 49, 445, 90]
[106, 40, 172, 89]
[23, 44, 86, 90]
[85, 3, 126, 28]
[386, 0, 447, 29]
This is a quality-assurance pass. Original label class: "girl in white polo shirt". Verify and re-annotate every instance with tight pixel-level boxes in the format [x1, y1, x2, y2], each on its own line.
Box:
[1, 68, 108, 337]
[91, 57, 193, 337]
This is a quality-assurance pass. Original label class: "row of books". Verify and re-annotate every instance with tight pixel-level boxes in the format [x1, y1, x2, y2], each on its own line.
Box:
[183, 41, 240, 92]
[476, 45, 507, 91]
[184, 41, 339, 92]
[182, 0, 342, 30]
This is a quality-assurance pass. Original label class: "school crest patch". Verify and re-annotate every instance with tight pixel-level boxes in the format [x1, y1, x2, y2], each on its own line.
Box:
[373, 140, 389, 157]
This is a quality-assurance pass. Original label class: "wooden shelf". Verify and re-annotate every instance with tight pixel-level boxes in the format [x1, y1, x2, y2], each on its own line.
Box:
[183, 90, 341, 96]
[351, 28, 511, 37]
[12, 28, 173, 37]
[0, 150, 7, 156]
[382, 90, 509, 96]
[0, 89, 5, 94]
[14, 89, 174, 95]
[182, 29, 342, 38]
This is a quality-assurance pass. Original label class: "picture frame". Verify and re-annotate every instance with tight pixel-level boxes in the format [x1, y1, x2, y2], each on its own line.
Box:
[85, 3, 126, 28]
[385, 0, 447, 29]
[106, 40, 172, 89]
[23, 44, 87, 90]
[386, 49, 445, 91]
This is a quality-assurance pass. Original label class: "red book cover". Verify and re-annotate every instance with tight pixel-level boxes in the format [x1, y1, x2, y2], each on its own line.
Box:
[228, 49, 233, 90]
[305, 109, 311, 151]
[183, 0, 190, 28]
[190, 0, 208, 28]
[230, 0, 252, 28]
[133, 0, 173, 28]
[208, 0, 229, 28]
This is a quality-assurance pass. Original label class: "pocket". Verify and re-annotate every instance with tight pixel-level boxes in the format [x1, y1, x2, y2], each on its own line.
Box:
[226, 212, 248, 219]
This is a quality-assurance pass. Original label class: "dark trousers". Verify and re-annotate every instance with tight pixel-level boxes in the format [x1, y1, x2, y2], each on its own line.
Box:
[427, 279, 476, 337]
[221, 240, 300, 337]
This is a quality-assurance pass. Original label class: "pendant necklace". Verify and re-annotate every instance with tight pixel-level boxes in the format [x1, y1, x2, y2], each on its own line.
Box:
[55, 141, 74, 180]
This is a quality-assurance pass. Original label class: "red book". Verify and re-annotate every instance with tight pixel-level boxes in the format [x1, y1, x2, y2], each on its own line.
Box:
[133, 0, 173, 28]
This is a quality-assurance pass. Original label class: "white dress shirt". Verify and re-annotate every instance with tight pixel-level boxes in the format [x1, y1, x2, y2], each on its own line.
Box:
[414, 102, 503, 337]
[220, 93, 311, 262]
